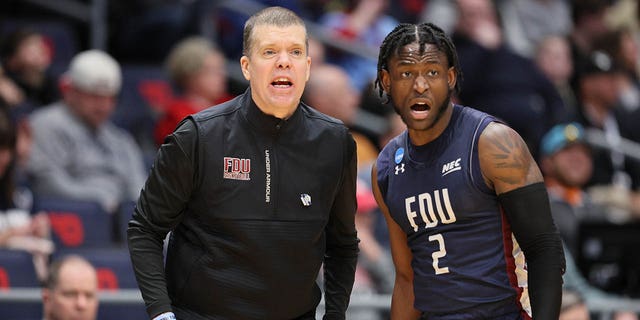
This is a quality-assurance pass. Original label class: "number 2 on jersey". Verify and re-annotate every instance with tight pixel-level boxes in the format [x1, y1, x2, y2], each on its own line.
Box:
[428, 234, 449, 274]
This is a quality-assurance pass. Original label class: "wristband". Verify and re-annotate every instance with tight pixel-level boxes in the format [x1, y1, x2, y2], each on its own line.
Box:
[153, 312, 176, 320]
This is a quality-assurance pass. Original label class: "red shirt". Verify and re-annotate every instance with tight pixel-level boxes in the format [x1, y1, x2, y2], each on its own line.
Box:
[154, 94, 233, 146]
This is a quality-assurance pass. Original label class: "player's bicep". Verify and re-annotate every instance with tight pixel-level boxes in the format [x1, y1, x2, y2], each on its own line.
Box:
[478, 122, 543, 195]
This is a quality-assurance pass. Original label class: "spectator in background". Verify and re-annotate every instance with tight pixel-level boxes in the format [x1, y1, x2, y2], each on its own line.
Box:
[568, 0, 612, 92]
[452, 0, 569, 159]
[535, 35, 579, 119]
[573, 50, 640, 220]
[307, 36, 326, 69]
[154, 36, 233, 146]
[605, 0, 640, 39]
[0, 63, 38, 180]
[559, 288, 639, 320]
[594, 28, 640, 85]
[497, 0, 572, 58]
[419, 0, 458, 35]
[303, 63, 379, 167]
[539, 123, 604, 256]
[42, 255, 98, 320]
[0, 28, 59, 108]
[0, 106, 52, 282]
[0, 65, 25, 109]
[539, 124, 640, 320]
[560, 289, 591, 320]
[592, 28, 640, 144]
[27, 50, 147, 214]
[318, 0, 398, 91]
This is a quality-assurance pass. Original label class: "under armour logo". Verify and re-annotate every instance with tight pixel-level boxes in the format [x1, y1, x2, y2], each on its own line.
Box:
[395, 163, 405, 175]
[300, 194, 312, 206]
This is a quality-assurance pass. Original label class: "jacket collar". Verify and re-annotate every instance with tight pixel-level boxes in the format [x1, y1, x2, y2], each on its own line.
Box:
[241, 87, 303, 135]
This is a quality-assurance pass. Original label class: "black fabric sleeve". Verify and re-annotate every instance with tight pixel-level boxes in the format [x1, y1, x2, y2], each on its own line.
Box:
[127, 119, 198, 318]
[322, 131, 359, 320]
[498, 182, 566, 320]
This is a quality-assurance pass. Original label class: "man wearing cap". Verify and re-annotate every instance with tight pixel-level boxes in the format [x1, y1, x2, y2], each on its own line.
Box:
[26, 50, 147, 214]
[540, 123, 640, 320]
[539, 122, 602, 257]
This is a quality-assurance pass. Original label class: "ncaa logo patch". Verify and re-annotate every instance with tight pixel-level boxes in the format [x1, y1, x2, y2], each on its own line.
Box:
[394, 147, 405, 164]
[394, 147, 405, 175]
[223, 157, 251, 180]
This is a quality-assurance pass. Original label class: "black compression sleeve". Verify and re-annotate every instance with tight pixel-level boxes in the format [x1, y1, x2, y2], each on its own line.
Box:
[498, 182, 566, 320]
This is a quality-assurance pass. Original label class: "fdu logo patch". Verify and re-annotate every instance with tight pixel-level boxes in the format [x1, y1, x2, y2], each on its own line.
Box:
[223, 157, 251, 180]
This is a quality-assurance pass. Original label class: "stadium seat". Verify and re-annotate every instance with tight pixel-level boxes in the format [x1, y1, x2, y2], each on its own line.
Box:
[32, 197, 113, 248]
[114, 64, 173, 163]
[117, 200, 136, 245]
[0, 249, 42, 320]
[0, 249, 39, 288]
[578, 222, 640, 296]
[0, 300, 42, 320]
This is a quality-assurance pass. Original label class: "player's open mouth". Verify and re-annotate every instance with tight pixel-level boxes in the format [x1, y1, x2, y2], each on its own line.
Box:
[272, 78, 293, 88]
[411, 102, 430, 112]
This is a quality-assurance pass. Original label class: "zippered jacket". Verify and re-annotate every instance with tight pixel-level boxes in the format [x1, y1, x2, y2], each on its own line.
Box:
[128, 88, 359, 319]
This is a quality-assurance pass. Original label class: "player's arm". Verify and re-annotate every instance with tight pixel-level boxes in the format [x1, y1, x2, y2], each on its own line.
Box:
[371, 164, 421, 320]
[478, 122, 565, 320]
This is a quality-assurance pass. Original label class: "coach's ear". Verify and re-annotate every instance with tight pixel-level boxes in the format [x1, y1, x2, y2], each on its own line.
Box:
[240, 56, 251, 81]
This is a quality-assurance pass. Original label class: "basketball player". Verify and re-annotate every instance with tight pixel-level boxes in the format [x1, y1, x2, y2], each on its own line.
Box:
[371, 22, 565, 319]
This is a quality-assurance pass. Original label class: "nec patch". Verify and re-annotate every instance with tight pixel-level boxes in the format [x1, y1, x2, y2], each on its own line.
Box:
[442, 158, 462, 176]
[223, 157, 251, 180]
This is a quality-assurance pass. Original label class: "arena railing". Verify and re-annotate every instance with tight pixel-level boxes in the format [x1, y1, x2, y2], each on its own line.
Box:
[1, 288, 639, 320]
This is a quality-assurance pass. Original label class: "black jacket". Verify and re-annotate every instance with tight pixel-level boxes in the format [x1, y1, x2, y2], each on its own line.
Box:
[128, 89, 359, 319]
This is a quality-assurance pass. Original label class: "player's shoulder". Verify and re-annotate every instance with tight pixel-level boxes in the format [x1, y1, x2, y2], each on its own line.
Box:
[377, 131, 406, 172]
[455, 104, 496, 124]
[478, 121, 521, 146]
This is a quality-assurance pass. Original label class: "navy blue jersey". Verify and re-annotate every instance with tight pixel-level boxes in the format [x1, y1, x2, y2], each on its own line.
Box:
[376, 105, 530, 319]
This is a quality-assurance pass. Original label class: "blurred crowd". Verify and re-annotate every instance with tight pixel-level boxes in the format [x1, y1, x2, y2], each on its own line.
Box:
[1, 0, 640, 318]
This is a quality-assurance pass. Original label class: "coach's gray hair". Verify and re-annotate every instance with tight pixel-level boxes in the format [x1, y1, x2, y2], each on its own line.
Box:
[242, 6, 308, 56]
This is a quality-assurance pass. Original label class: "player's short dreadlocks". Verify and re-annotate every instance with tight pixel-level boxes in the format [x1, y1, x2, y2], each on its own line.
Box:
[374, 22, 463, 102]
